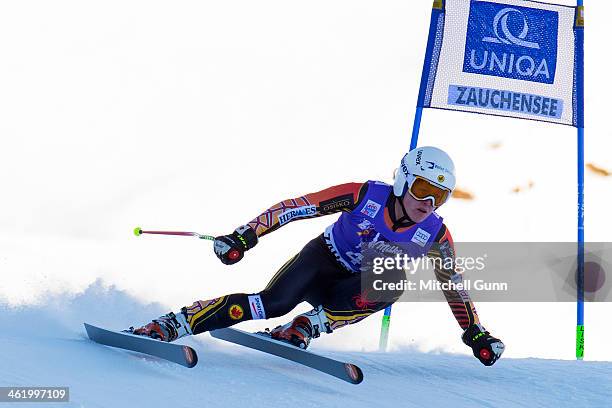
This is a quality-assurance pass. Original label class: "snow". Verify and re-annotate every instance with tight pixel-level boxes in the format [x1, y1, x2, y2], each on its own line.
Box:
[1, 0, 612, 405]
[2, 283, 611, 408]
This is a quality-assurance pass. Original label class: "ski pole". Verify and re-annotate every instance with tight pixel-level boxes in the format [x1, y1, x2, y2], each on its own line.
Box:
[132, 226, 241, 260]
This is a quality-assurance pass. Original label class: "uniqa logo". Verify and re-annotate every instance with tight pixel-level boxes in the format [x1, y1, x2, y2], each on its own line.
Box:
[483, 8, 540, 49]
[463, 3, 558, 84]
[469, 8, 548, 79]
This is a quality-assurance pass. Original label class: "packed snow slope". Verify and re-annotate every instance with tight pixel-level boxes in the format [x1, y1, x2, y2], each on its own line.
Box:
[1, 284, 611, 408]
[1, 0, 612, 364]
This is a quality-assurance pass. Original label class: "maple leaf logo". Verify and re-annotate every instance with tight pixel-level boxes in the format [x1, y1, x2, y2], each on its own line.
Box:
[229, 305, 244, 320]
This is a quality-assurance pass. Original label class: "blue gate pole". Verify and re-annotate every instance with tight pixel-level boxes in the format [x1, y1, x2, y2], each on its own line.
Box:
[576, 0, 585, 360]
[379, 0, 443, 352]
[379, 107, 424, 352]
[410, 108, 424, 150]
[577, 128, 584, 360]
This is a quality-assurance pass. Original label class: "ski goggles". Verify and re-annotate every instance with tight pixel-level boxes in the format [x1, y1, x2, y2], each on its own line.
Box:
[406, 175, 452, 207]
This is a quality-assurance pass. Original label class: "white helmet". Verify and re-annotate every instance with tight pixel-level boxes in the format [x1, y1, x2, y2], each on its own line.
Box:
[393, 146, 456, 206]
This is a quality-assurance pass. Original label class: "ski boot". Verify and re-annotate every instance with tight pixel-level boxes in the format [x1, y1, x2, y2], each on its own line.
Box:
[268, 306, 332, 349]
[127, 309, 192, 343]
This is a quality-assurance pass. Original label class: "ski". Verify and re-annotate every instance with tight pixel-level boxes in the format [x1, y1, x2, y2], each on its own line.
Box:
[210, 327, 363, 384]
[84, 323, 198, 368]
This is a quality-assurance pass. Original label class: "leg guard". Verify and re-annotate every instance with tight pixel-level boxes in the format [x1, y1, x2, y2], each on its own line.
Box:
[301, 305, 333, 337]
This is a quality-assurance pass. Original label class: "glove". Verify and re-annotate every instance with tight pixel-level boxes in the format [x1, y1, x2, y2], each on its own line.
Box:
[213, 225, 258, 265]
[462, 323, 505, 366]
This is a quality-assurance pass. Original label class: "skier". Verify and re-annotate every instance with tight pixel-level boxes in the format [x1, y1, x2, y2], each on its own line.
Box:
[131, 146, 505, 366]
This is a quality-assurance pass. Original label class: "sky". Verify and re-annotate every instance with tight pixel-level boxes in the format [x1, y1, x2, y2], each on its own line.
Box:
[0, 0, 610, 361]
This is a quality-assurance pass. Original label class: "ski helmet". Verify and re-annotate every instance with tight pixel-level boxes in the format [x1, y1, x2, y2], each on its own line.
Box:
[393, 146, 455, 207]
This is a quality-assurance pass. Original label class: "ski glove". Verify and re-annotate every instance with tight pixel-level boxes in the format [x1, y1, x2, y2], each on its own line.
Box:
[213, 225, 258, 265]
[462, 323, 505, 366]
